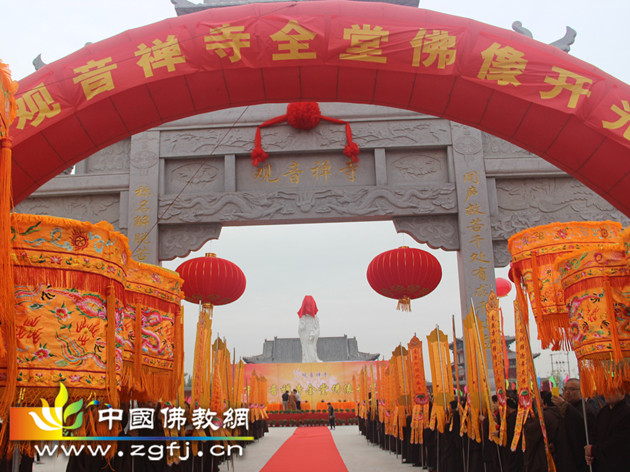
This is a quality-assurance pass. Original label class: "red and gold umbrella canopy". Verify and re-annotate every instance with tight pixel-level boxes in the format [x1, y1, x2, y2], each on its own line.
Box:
[367, 247, 442, 311]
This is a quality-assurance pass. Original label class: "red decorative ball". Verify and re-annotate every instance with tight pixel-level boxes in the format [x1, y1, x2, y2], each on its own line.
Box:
[367, 247, 442, 310]
[286, 102, 321, 130]
[496, 277, 512, 298]
[176, 253, 246, 306]
[343, 142, 360, 162]
[251, 147, 269, 166]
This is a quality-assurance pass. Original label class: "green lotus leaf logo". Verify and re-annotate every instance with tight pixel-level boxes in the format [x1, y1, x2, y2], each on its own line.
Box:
[28, 383, 83, 434]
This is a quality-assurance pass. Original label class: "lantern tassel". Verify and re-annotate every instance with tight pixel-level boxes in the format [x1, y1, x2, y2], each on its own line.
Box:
[397, 296, 412, 312]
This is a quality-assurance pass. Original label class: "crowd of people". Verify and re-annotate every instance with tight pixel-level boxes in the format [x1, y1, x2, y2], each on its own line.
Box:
[359, 379, 630, 472]
[281, 389, 301, 410]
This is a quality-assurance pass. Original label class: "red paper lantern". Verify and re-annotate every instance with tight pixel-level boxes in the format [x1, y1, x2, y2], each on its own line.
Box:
[176, 253, 246, 306]
[367, 247, 442, 311]
[496, 277, 512, 298]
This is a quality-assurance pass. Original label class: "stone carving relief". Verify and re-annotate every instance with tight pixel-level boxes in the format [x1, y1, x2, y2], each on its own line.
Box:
[490, 177, 630, 239]
[492, 240, 511, 268]
[158, 223, 222, 261]
[160, 120, 451, 157]
[131, 133, 158, 171]
[159, 185, 457, 223]
[482, 133, 532, 157]
[14, 195, 121, 230]
[85, 139, 130, 173]
[388, 151, 447, 185]
[393, 215, 459, 251]
[165, 161, 223, 194]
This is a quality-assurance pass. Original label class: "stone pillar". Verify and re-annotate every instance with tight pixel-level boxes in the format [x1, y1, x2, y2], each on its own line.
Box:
[450, 123, 495, 382]
[127, 131, 160, 265]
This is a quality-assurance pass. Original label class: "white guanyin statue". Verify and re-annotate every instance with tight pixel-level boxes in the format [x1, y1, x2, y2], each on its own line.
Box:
[297, 295, 321, 363]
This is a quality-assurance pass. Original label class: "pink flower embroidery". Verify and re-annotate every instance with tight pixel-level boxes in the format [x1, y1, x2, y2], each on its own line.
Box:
[49, 256, 62, 264]
[55, 307, 70, 321]
[34, 348, 51, 360]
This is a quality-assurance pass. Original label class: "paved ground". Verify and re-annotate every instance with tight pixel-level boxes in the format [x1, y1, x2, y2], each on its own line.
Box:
[31, 426, 426, 471]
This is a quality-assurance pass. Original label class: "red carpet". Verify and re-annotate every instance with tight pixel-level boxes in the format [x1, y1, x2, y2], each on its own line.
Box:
[260, 426, 348, 472]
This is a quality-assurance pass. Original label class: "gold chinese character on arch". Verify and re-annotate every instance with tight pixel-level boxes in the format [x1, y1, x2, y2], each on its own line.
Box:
[540, 66, 592, 108]
[467, 217, 484, 232]
[72, 57, 118, 100]
[465, 185, 478, 202]
[470, 252, 490, 264]
[134, 215, 150, 228]
[602, 99, 630, 140]
[469, 234, 484, 248]
[474, 284, 490, 298]
[134, 246, 149, 262]
[254, 163, 279, 183]
[472, 266, 488, 282]
[339, 24, 389, 64]
[339, 160, 358, 182]
[135, 185, 152, 197]
[205, 24, 251, 63]
[283, 161, 303, 184]
[15, 84, 61, 130]
[270, 20, 317, 61]
[410, 29, 456, 69]
[312, 160, 332, 182]
[477, 43, 527, 86]
[134, 232, 151, 246]
[136, 200, 150, 214]
[463, 171, 478, 184]
[135, 35, 186, 78]
[465, 202, 485, 216]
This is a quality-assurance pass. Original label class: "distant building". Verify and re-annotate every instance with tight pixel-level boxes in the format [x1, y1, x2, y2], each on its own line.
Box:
[449, 336, 539, 385]
[243, 335, 379, 363]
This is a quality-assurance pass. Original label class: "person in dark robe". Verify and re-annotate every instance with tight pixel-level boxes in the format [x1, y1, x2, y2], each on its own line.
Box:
[523, 391, 560, 472]
[551, 378, 597, 472]
[500, 396, 523, 472]
[481, 407, 501, 472]
[327, 402, 336, 430]
[585, 390, 630, 472]
[444, 400, 464, 472]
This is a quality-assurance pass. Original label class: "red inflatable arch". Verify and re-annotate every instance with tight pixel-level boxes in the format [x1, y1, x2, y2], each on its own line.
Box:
[10, 1, 630, 216]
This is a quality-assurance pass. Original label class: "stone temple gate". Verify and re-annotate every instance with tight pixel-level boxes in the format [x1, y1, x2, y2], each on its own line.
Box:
[15, 102, 629, 321]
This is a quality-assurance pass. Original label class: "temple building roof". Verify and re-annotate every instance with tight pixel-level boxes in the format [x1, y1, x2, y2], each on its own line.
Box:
[243, 335, 379, 363]
[171, 0, 420, 16]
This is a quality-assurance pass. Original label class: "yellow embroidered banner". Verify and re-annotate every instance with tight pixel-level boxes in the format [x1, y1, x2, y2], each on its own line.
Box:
[487, 292, 508, 446]
[426, 327, 454, 433]
[408, 335, 430, 444]
[122, 260, 183, 402]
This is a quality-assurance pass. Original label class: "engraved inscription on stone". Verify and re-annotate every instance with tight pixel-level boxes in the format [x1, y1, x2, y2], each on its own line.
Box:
[236, 153, 374, 192]
[165, 160, 224, 194]
[387, 150, 448, 185]
[85, 139, 130, 173]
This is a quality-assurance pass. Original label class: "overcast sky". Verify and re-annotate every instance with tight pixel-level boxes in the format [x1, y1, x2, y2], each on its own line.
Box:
[3, 0, 628, 381]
